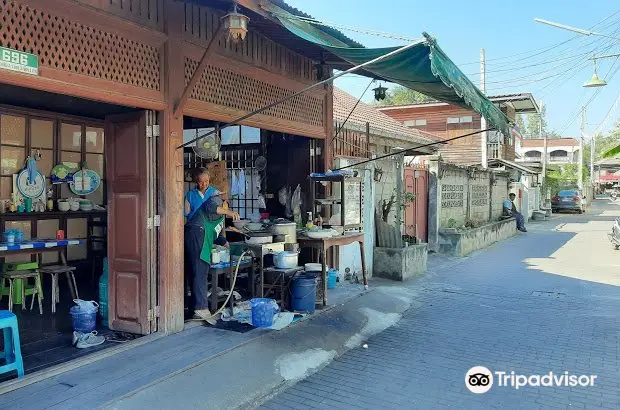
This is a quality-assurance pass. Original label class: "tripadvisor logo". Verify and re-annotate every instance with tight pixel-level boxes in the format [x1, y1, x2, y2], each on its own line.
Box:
[465, 367, 597, 393]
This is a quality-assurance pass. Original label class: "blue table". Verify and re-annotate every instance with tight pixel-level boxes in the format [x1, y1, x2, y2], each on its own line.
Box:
[0, 239, 83, 253]
[0, 239, 83, 305]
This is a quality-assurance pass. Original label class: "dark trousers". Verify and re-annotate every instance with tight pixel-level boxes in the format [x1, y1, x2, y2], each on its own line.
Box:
[514, 212, 526, 230]
[184, 224, 211, 312]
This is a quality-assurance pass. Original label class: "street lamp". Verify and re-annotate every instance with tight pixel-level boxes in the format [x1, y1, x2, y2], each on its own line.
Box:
[533, 18, 620, 41]
[583, 59, 607, 88]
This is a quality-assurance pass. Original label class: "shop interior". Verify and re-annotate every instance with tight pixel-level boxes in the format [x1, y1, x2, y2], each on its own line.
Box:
[182, 116, 366, 333]
[0, 84, 139, 380]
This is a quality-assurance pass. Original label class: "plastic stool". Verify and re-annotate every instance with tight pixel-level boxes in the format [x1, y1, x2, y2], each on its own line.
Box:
[1, 262, 41, 307]
[0, 310, 24, 378]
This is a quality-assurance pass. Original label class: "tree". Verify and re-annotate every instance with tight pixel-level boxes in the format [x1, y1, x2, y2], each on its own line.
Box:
[516, 105, 561, 139]
[374, 85, 435, 106]
[583, 125, 620, 165]
[602, 120, 620, 159]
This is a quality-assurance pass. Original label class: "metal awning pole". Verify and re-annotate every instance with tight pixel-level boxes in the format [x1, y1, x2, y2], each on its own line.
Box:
[176, 40, 424, 149]
[331, 128, 495, 171]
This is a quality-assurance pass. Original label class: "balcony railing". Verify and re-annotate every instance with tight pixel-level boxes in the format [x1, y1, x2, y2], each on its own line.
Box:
[549, 156, 570, 162]
[487, 143, 501, 159]
[517, 156, 573, 163]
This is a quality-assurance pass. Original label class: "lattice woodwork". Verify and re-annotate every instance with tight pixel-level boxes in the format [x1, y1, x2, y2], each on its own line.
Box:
[75, 0, 164, 31]
[183, 4, 316, 84]
[185, 58, 324, 128]
[0, 1, 160, 90]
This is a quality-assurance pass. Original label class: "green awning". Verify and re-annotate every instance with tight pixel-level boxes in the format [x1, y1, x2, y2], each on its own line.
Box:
[262, 2, 511, 137]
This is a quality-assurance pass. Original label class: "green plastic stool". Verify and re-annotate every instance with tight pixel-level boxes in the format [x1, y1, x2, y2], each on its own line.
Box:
[1, 262, 41, 306]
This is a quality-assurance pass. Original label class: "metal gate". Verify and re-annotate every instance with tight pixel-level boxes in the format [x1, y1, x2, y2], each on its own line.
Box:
[404, 167, 428, 243]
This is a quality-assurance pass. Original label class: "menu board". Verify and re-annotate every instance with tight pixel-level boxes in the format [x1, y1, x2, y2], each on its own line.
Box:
[343, 179, 362, 226]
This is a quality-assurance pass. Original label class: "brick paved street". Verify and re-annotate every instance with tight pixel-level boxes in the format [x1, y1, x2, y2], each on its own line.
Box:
[259, 200, 620, 409]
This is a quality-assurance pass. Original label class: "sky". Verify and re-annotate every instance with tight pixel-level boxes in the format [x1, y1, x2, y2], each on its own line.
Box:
[285, 0, 620, 140]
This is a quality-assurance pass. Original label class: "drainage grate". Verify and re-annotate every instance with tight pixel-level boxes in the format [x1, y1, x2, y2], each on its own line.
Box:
[531, 291, 566, 299]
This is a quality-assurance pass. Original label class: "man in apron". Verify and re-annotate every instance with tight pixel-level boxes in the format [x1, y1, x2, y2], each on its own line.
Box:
[185, 190, 240, 323]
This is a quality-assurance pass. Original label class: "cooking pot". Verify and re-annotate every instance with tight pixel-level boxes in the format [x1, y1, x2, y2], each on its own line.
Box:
[247, 222, 264, 231]
[245, 231, 273, 245]
[273, 251, 298, 269]
[270, 219, 297, 243]
[233, 219, 250, 230]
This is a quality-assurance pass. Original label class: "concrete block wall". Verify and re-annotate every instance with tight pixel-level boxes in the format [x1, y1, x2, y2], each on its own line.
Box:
[437, 164, 469, 227]
[491, 173, 510, 220]
[428, 157, 511, 252]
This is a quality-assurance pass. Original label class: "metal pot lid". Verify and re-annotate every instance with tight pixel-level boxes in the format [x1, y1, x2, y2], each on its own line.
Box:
[247, 231, 273, 237]
[274, 218, 295, 225]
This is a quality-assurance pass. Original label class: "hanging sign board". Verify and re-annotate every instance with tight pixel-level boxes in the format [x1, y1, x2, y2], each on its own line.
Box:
[0, 47, 38, 75]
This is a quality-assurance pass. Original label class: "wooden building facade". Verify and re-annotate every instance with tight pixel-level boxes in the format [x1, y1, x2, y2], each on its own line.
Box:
[0, 0, 338, 335]
[378, 94, 539, 166]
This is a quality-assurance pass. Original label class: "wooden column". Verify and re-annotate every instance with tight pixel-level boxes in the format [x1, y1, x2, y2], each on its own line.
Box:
[158, 0, 185, 334]
[323, 66, 334, 172]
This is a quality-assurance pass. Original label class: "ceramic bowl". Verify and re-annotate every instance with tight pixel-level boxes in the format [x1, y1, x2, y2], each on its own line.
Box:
[70, 202, 80, 211]
[58, 201, 70, 212]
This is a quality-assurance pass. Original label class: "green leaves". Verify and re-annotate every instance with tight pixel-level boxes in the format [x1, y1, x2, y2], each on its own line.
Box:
[602, 144, 620, 159]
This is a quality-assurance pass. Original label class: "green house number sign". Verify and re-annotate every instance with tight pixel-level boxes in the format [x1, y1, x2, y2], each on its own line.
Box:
[0, 47, 38, 75]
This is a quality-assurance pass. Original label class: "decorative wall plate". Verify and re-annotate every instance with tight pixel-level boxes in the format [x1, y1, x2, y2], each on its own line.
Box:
[51, 164, 73, 184]
[69, 169, 101, 196]
[17, 169, 46, 199]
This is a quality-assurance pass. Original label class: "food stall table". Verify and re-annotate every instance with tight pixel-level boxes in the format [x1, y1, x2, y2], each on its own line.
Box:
[263, 266, 304, 309]
[297, 233, 367, 306]
[209, 259, 253, 313]
[0, 239, 83, 304]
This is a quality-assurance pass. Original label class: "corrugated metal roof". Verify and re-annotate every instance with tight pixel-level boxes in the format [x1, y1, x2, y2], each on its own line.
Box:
[333, 88, 442, 149]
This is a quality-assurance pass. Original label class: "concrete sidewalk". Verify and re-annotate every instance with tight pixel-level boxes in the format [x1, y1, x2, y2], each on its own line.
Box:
[0, 280, 413, 410]
[103, 284, 418, 410]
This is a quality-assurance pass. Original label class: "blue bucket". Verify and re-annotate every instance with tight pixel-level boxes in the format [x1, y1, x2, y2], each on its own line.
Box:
[327, 269, 338, 289]
[250, 298, 278, 328]
[70, 306, 98, 333]
[290, 274, 317, 314]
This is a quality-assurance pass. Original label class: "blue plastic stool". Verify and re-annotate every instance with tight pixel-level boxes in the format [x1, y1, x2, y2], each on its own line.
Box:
[0, 310, 24, 378]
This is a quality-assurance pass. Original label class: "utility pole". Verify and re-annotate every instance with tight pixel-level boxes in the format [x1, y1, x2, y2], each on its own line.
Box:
[578, 106, 584, 191]
[480, 48, 487, 168]
[540, 101, 546, 185]
[590, 132, 595, 186]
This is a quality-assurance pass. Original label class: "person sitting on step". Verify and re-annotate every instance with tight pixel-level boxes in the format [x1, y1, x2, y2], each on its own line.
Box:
[503, 193, 527, 232]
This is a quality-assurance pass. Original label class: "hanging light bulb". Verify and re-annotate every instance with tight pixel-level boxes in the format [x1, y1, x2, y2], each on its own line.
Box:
[221, 1, 250, 43]
[373, 81, 387, 101]
[583, 59, 607, 88]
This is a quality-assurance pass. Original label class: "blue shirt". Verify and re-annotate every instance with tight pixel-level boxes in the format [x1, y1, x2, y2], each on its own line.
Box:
[185, 186, 216, 221]
[502, 200, 512, 210]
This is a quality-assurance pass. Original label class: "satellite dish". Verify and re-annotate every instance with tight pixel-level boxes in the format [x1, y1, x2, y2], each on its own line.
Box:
[193, 129, 220, 160]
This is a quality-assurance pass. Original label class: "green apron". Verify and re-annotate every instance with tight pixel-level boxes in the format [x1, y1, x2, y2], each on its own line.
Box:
[199, 214, 225, 264]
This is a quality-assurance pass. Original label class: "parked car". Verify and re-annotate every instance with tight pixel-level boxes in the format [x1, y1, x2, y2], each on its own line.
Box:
[551, 190, 585, 213]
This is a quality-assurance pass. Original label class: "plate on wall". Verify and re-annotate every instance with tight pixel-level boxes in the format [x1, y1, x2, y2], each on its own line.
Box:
[17, 169, 46, 199]
[69, 169, 101, 196]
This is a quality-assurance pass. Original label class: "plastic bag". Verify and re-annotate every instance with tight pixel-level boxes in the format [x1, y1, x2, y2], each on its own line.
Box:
[73, 299, 99, 313]
[291, 184, 301, 216]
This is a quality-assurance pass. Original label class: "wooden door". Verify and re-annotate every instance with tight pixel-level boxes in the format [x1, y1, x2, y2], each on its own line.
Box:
[105, 111, 153, 335]
[404, 168, 429, 243]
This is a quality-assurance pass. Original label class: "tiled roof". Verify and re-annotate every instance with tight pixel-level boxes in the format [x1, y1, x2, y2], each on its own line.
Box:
[521, 138, 580, 148]
[333, 88, 442, 146]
